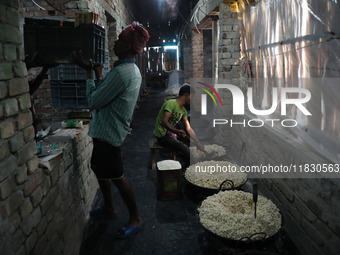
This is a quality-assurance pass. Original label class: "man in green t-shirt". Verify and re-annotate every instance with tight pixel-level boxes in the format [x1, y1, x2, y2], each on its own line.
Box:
[154, 85, 204, 166]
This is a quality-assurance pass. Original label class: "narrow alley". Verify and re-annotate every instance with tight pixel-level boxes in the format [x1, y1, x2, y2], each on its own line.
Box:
[79, 86, 300, 255]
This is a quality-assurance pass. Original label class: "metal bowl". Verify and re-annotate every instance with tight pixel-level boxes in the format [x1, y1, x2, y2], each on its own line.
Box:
[184, 178, 247, 204]
[184, 160, 248, 201]
[196, 190, 282, 248]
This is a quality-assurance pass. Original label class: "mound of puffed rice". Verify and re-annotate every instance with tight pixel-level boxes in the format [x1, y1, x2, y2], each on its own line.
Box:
[190, 144, 226, 160]
[157, 160, 182, 170]
[198, 190, 281, 241]
[185, 161, 247, 189]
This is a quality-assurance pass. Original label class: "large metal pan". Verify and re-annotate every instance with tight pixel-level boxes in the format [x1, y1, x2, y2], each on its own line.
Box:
[199, 221, 283, 251]
[184, 178, 239, 204]
[196, 190, 282, 249]
[184, 160, 248, 202]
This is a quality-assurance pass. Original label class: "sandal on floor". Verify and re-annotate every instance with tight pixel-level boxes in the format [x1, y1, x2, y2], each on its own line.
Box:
[90, 207, 116, 219]
[115, 224, 143, 239]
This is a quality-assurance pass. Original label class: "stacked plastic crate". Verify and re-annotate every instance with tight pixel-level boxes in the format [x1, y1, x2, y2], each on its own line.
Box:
[24, 18, 106, 109]
[50, 65, 88, 109]
[24, 18, 105, 65]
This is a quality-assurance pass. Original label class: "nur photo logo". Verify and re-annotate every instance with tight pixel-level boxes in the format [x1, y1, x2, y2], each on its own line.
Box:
[198, 82, 223, 113]
[196, 82, 312, 128]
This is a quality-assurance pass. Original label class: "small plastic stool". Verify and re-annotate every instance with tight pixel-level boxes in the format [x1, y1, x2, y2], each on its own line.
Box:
[149, 138, 176, 170]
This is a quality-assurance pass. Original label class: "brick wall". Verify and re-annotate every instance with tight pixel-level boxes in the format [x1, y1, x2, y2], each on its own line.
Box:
[106, 18, 118, 68]
[0, 1, 98, 254]
[32, 126, 97, 255]
[218, 3, 240, 85]
[203, 29, 212, 78]
[180, 33, 193, 82]
[19, 0, 70, 18]
[192, 30, 204, 78]
[0, 1, 35, 252]
[221, 114, 340, 255]
[33, 78, 75, 124]
[181, 1, 240, 80]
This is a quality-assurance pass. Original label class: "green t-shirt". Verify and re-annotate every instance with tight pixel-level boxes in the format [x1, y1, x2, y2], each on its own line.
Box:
[154, 99, 188, 138]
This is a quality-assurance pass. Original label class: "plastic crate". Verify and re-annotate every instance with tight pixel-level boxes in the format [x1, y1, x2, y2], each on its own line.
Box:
[24, 18, 105, 65]
[50, 64, 87, 80]
[50, 80, 88, 109]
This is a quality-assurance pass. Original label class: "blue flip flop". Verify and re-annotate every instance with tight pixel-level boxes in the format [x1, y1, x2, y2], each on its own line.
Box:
[90, 207, 116, 219]
[115, 224, 143, 239]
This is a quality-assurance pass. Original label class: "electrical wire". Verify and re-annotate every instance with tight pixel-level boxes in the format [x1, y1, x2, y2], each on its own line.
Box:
[197, 5, 208, 17]
[124, 2, 135, 20]
[32, 0, 46, 10]
[176, 0, 211, 39]
[175, 5, 191, 27]
[243, 34, 339, 63]
[191, 1, 210, 33]
[44, 0, 66, 14]
[179, 23, 187, 40]
[174, 5, 191, 40]
[190, 2, 204, 34]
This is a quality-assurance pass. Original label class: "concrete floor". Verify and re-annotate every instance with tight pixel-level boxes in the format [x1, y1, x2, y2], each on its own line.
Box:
[79, 86, 301, 255]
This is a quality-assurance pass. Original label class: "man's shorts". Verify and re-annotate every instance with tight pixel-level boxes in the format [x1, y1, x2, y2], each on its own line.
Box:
[91, 138, 124, 180]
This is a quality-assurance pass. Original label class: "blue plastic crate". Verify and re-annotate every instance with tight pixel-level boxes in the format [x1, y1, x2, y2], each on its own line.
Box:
[50, 80, 88, 109]
[50, 65, 87, 80]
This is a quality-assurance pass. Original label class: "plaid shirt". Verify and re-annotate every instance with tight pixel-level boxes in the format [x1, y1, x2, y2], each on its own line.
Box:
[86, 59, 141, 147]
